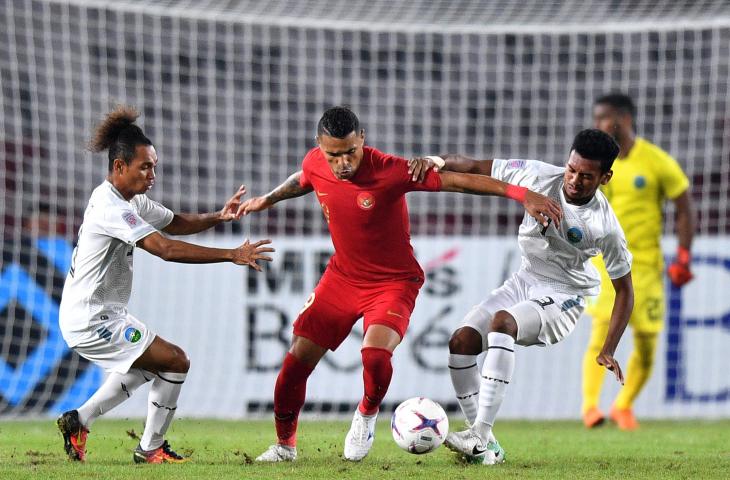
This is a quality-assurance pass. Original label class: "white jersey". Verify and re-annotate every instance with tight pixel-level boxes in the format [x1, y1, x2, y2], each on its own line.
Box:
[491, 159, 632, 296]
[59, 181, 173, 346]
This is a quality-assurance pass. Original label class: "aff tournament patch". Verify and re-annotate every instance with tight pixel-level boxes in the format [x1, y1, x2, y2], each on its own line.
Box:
[124, 327, 142, 343]
[507, 160, 526, 169]
[634, 175, 647, 189]
[122, 211, 139, 227]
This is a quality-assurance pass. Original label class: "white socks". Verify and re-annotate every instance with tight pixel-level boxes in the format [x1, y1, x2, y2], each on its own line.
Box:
[448, 353, 480, 424]
[473, 332, 515, 441]
[77, 369, 152, 428]
[140, 372, 187, 451]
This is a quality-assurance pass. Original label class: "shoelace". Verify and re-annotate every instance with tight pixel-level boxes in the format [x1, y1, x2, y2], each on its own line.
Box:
[353, 417, 372, 442]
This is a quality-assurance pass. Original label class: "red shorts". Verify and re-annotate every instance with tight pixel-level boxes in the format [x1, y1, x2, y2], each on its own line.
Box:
[293, 268, 424, 350]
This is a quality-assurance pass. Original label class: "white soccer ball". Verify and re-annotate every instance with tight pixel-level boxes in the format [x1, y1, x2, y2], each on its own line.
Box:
[391, 397, 449, 454]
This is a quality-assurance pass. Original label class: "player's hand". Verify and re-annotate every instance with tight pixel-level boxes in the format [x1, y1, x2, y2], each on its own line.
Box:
[667, 246, 693, 287]
[596, 350, 624, 384]
[523, 190, 562, 229]
[219, 185, 247, 221]
[232, 239, 274, 271]
[407, 157, 440, 182]
[235, 196, 273, 218]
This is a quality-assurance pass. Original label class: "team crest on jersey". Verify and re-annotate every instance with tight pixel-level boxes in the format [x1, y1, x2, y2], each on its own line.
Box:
[567, 227, 583, 244]
[634, 175, 647, 189]
[357, 192, 375, 210]
[124, 327, 142, 343]
[122, 211, 138, 227]
[507, 160, 526, 169]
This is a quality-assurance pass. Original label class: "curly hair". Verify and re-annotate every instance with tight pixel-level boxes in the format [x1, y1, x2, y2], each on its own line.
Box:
[571, 129, 620, 173]
[88, 105, 152, 171]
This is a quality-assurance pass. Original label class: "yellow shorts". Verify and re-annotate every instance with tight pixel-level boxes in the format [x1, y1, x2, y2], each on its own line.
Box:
[586, 263, 664, 333]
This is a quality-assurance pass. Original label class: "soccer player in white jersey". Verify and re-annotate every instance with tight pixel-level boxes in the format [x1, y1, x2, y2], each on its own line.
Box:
[408, 129, 634, 464]
[56, 106, 274, 464]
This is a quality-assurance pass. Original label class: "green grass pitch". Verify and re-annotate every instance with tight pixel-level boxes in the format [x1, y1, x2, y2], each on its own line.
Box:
[1, 418, 728, 479]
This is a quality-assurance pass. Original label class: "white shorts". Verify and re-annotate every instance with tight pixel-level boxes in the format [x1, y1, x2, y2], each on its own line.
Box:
[462, 269, 585, 348]
[64, 313, 156, 374]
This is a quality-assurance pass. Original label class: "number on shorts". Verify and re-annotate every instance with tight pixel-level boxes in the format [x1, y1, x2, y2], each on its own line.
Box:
[646, 297, 662, 322]
[530, 296, 555, 310]
[299, 292, 316, 314]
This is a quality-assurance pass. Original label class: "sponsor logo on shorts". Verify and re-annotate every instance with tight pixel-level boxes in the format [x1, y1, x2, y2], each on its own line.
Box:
[634, 175, 646, 189]
[566, 227, 583, 243]
[561, 296, 583, 312]
[96, 326, 113, 342]
[357, 192, 375, 210]
[387, 310, 404, 319]
[122, 211, 139, 227]
[124, 327, 142, 343]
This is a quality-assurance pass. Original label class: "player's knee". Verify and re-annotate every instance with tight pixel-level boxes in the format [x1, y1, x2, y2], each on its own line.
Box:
[448, 327, 483, 355]
[167, 345, 190, 373]
[490, 311, 518, 338]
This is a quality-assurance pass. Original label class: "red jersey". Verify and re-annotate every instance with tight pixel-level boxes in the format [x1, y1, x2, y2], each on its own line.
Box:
[300, 146, 442, 283]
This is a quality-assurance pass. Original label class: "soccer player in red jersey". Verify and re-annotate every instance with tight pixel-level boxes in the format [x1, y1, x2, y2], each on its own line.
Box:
[238, 106, 562, 462]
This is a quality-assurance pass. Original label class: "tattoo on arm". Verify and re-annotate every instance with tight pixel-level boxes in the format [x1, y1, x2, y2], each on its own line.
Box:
[265, 171, 312, 204]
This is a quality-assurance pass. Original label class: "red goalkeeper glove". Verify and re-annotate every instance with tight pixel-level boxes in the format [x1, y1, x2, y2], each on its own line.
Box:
[667, 246, 693, 287]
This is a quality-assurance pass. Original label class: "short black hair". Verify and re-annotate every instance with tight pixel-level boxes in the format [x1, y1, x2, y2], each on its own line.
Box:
[571, 129, 620, 173]
[88, 105, 153, 171]
[317, 106, 360, 139]
[595, 93, 636, 119]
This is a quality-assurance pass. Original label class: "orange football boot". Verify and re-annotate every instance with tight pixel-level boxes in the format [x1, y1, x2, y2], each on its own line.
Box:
[133, 440, 189, 464]
[582, 407, 605, 428]
[57, 410, 89, 461]
[610, 407, 639, 430]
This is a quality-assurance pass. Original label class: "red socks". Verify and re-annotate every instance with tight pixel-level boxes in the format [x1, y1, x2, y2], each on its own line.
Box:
[358, 347, 393, 416]
[274, 352, 314, 447]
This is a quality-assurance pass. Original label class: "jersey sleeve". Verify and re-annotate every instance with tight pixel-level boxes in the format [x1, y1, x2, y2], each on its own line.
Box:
[388, 154, 442, 192]
[656, 152, 690, 200]
[596, 214, 633, 279]
[101, 206, 158, 246]
[490, 159, 562, 188]
[299, 148, 318, 189]
[132, 194, 174, 230]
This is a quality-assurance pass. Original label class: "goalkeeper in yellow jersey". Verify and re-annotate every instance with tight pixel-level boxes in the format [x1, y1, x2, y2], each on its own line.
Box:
[582, 94, 695, 430]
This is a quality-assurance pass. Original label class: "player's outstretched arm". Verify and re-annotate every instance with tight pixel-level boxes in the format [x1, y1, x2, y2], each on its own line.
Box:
[164, 185, 248, 235]
[138, 231, 274, 270]
[235, 171, 313, 218]
[438, 171, 562, 228]
[596, 271, 634, 384]
[407, 155, 493, 182]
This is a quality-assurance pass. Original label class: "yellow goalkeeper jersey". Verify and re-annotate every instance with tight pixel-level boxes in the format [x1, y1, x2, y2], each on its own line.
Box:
[599, 137, 689, 269]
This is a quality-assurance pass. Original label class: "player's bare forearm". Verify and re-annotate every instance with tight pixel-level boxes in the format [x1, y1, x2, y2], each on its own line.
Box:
[673, 190, 694, 250]
[439, 171, 562, 227]
[163, 213, 222, 236]
[139, 232, 234, 263]
[595, 271, 633, 384]
[441, 154, 493, 175]
[138, 232, 274, 268]
[265, 171, 312, 206]
[603, 272, 634, 355]
[438, 171, 506, 196]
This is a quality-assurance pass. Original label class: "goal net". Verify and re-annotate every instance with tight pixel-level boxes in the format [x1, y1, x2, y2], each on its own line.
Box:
[1, 0, 729, 419]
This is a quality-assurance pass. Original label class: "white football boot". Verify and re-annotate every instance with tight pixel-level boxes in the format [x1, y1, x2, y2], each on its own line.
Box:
[255, 444, 297, 462]
[444, 429, 506, 465]
[343, 409, 378, 461]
